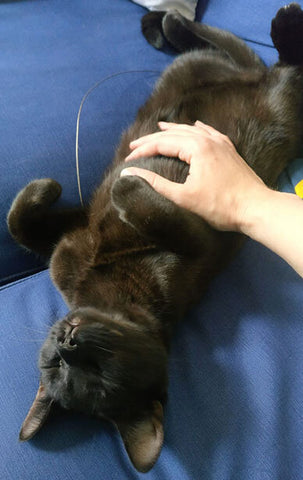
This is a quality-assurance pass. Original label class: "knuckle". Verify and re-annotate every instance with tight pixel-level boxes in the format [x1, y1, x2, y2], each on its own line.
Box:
[149, 172, 160, 190]
[221, 133, 233, 146]
[191, 136, 206, 152]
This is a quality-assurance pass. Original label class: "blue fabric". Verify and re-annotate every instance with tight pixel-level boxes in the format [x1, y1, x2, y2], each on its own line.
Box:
[1, 241, 303, 479]
[278, 158, 303, 194]
[1, 1, 303, 479]
[199, 0, 282, 65]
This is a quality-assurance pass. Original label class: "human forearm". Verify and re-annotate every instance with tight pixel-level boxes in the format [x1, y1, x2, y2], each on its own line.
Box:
[240, 187, 303, 276]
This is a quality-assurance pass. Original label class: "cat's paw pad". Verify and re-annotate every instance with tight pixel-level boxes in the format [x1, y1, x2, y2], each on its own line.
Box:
[271, 3, 303, 64]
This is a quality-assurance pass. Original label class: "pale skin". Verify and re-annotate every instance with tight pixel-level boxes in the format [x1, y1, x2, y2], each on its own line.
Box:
[121, 121, 303, 278]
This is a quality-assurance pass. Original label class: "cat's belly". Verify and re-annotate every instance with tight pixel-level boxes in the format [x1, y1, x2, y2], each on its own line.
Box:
[51, 234, 189, 319]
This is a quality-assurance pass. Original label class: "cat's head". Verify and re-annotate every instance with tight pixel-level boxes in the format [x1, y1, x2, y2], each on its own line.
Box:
[20, 306, 168, 473]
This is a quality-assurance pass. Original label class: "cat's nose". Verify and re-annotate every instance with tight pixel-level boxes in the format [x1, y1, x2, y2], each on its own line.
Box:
[67, 316, 81, 327]
[57, 323, 79, 350]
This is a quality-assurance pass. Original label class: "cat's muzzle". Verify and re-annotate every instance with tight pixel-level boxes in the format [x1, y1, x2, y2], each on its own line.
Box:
[56, 317, 81, 351]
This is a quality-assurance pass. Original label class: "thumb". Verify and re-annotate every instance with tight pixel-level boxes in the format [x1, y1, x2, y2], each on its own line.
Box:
[120, 167, 183, 204]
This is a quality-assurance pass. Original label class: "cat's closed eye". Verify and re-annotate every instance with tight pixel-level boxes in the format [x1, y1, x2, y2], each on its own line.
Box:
[40, 357, 63, 370]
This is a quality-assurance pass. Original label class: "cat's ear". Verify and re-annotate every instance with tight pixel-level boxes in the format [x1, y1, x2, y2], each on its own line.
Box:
[116, 401, 164, 473]
[19, 381, 54, 441]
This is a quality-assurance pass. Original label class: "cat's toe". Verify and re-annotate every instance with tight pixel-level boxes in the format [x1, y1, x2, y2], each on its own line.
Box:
[271, 3, 303, 64]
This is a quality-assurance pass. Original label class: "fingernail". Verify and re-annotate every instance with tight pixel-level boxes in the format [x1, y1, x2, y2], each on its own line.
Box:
[125, 151, 137, 161]
[129, 139, 140, 149]
[120, 168, 136, 177]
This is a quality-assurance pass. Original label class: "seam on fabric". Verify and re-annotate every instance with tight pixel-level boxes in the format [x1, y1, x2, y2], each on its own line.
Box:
[0, 266, 46, 288]
[0, 269, 48, 293]
[284, 168, 293, 191]
[242, 38, 275, 49]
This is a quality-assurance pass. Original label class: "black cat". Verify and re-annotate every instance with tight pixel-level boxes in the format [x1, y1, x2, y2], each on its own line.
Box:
[7, 4, 303, 473]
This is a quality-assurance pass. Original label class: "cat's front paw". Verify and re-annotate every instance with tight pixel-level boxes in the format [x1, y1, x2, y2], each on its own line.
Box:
[7, 178, 62, 237]
[111, 175, 148, 226]
[9, 178, 61, 211]
[271, 3, 303, 64]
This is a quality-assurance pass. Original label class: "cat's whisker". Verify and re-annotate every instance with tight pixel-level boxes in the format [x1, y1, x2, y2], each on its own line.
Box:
[21, 326, 49, 334]
[9, 338, 44, 344]
[95, 345, 114, 354]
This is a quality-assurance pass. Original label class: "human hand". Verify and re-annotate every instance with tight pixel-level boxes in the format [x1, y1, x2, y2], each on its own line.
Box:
[121, 121, 267, 232]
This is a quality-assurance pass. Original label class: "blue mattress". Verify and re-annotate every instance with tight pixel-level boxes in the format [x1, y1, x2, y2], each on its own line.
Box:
[1, 1, 303, 479]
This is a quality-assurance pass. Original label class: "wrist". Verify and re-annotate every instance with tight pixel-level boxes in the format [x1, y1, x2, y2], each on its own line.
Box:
[236, 184, 276, 238]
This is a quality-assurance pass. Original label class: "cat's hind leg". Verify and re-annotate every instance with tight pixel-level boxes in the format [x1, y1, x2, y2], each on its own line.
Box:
[141, 11, 166, 50]
[111, 175, 217, 256]
[271, 3, 303, 65]
[7, 179, 87, 258]
[142, 10, 265, 70]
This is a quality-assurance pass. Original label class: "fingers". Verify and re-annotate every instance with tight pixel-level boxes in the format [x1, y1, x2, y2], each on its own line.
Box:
[159, 120, 214, 136]
[125, 121, 233, 162]
[157, 120, 229, 140]
[127, 122, 202, 153]
[120, 167, 184, 205]
[125, 123, 204, 163]
[194, 120, 220, 136]
[128, 125, 196, 150]
[158, 121, 205, 134]
[125, 134, 191, 164]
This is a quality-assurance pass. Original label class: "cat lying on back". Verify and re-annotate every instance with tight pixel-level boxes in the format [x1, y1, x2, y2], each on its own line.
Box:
[7, 3, 303, 473]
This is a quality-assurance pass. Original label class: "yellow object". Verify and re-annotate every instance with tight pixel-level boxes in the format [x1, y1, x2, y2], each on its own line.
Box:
[295, 179, 303, 198]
